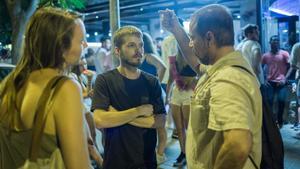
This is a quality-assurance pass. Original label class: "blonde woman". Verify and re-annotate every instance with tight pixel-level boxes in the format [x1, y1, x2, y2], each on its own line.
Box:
[0, 7, 90, 169]
[167, 49, 197, 167]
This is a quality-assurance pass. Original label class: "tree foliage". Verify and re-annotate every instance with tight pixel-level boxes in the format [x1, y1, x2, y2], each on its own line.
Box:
[39, 0, 86, 9]
[0, 0, 86, 46]
[0, 0, 12, 45]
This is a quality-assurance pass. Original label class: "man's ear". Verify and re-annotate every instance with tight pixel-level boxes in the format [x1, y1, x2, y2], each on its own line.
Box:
[206, 31, 214, 41]
[114, 47, 120, 56]
[206, 31, 214, 47]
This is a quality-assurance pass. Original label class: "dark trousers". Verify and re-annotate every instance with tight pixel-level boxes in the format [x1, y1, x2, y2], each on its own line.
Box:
[266, 81, 287, 126]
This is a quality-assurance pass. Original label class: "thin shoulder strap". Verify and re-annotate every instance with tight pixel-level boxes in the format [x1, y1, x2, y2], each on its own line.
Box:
[29, 76, 69, 161]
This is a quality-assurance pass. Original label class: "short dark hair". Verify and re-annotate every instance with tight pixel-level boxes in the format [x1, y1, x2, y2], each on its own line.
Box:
[270, 35, 279, 42]
[155, 37, 163, 41]
[242, 24, 258, 37]
[191, 4, 234, 47]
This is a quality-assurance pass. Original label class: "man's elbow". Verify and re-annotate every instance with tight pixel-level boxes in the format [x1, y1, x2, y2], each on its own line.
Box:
[229, 139, 252, 160]
[94, 116, 106, 129]
[237, 143, 251, 159]
[154, 114, 166, 128]
[93, 111, 109, 128]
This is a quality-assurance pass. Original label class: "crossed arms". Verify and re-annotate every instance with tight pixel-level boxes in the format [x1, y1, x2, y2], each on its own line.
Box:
[93, 105, 166, 129]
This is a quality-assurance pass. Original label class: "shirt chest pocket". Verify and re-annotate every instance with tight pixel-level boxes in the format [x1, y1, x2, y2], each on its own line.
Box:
[190, 97, 209, 130]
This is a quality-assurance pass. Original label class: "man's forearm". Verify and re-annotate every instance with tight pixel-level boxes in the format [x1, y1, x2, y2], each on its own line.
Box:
[213, 130, 252, 169]
[171, 26, 201, 74]
[286, 67, 296, 80]
[129, 114, 166, 128]
[94, 108, 140, 128]
[129, 115, 155, 128]
[153, 114, 166, 128]
[213, 143, 248, 169]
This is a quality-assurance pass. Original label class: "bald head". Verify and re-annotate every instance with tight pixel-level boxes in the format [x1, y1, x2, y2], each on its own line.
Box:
[191, 4, 234, 48]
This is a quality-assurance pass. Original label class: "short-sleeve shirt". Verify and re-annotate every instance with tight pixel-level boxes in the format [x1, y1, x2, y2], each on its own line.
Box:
[91, 69, 166, 169]
[290, 42, 300, 69]
[236, 39, 264, 84]
[94, 47, 111, 74]
[186, 51, 262, 169]
[262, 50, 289, 83]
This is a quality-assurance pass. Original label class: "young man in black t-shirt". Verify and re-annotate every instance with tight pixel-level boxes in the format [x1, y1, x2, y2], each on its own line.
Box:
[91, 26, 166, 169]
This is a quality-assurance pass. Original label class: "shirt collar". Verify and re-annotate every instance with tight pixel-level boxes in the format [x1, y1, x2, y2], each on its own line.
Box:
[206, 51, 254, 77]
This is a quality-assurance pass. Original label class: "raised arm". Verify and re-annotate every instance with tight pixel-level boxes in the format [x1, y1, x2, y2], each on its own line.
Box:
[53, 79, 90, 169]
[160, 9, 204, 75]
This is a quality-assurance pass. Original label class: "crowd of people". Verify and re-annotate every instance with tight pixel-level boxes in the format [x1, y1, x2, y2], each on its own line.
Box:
[1, 3, 300, 169]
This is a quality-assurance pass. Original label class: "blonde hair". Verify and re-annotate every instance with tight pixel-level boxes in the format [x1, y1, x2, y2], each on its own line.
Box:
[113, 26, 142, 48]
[0, 7, 81, 126]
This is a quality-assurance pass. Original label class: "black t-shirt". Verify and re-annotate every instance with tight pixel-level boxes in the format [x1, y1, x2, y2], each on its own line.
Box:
[91, 69, 166, 169]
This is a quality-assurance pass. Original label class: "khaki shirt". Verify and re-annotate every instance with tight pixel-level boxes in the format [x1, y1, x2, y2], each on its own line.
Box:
[186, 51, 262, 169]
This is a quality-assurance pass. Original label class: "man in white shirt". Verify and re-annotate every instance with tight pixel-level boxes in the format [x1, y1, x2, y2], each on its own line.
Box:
[236, 24, 264, 84]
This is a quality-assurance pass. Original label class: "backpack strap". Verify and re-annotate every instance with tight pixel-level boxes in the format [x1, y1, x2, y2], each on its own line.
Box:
[29, 76, 69, 161]
[231, 65, 259, 169]
[231, 65, 254, 77]
[248, 155, 259, 169]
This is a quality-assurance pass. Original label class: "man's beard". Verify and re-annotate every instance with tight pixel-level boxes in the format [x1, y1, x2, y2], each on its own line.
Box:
[198, 55, 210, 65]
[121, 57, 142, 67]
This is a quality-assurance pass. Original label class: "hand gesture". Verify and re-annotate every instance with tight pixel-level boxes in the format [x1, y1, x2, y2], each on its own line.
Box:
[109, 106, 117, 111]
[88, 89, 94, 98]
[159, 9, 181, 33]
[83, 69, 95, 78]
[137, 104, 153, 117]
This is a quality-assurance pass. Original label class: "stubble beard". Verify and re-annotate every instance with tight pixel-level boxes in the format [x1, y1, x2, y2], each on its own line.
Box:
[196, 51, 210, 65]
[121, 58, 142, 68]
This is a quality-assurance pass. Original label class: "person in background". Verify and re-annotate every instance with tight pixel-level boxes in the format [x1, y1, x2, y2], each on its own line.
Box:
[0, 7, 90, 169]
[140, 32, 166, 82]
[85, 48, 96, 71]
[155, 37, 164, 57]
[160, 4, 262, 169]
[166, 47, 197, 167]
[160, 18, 185, 140]
[70, 58, 103, 168]
[286, 42, 300, 136]
[236, 24, 264, 84]
[95, 36, 113, 73]
[92, 26, 166, 169]
[262, 35, 290, 128]
[139, 32, 167, 165]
